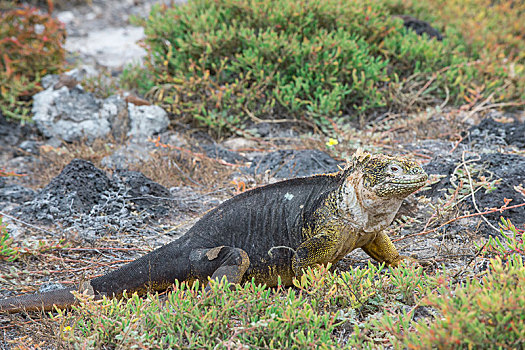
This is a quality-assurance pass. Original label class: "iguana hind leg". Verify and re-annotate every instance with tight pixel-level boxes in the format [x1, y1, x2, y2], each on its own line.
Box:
[189, 246, 250, 289]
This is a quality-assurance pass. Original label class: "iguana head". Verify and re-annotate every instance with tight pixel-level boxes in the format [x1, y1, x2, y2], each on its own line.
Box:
[350, 149, 428, 198]
[336, 150, 427, 232]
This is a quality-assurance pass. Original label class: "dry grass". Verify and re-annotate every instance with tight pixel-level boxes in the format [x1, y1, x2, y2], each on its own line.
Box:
[130, 144, 237, 191]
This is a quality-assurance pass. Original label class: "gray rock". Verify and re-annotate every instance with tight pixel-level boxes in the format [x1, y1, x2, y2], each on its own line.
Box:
[244, 149, 343, 178]
[423, 152, 525, 232]
[32, 85, 126, 143]
[402, 139, 468, 159]
[18, 140, 39, 155]
[0, 215, 24, 240]
[127, 104, 169, 139]
[0, 107, 35, 148]
[0, 184, 36, 204]
[463, 117, 525, 150]
[65, 26, 146, 69]
[38, 282, 67, 293]
[17, 159, 115, 223]
[395, 15, 443, 41]
[56, 10, 75, 25]
[45, 137, 63, 148]
[10, 159, 176, 238]
[113, 169, 173, 217]
[40, 74, 60, 89]
[201, 144, 247, 164]
[169, 186, 222, 214]
[101, 141, 155, 169]
[64, 65, 99, 82]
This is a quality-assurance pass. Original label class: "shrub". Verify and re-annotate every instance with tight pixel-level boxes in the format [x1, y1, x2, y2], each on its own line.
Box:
[482, 217, 525, 259]
[127, 0, 523, 136]
[383, 0, 525, 103]
[403, 255, 525, 349]
[128, 0, 461, 135]
[0, 5, 66, 121]
[54, 260, 445, 348]
[57, 277, 343, 348]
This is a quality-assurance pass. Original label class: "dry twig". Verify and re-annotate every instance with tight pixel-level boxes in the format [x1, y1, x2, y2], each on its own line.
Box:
[394, 202, 525, 243]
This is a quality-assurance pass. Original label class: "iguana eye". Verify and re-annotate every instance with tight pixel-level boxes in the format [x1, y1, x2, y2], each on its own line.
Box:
[389, 164, 402, 174]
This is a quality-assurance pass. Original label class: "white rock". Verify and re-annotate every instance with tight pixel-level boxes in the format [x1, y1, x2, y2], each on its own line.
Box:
[65, 26, 146, 68]
[56, 11, 75, 25]
[32, 85, 126, 143]
[127, 104, 169, 139]
[64, 65, 99, 81]
[223, 137, 258, 151]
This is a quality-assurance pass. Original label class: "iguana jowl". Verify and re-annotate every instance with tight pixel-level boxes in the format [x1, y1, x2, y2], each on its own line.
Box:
[0, 150, 428, 313]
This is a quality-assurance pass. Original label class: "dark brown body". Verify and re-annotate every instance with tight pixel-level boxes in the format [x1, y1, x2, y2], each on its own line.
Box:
[0, 152, 428, 313]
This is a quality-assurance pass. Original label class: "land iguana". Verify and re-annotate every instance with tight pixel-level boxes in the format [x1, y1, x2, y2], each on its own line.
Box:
[0, 150, 428, 313]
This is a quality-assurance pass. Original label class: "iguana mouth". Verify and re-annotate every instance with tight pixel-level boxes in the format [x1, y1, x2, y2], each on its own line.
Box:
[386, 180, 426, 190]
[391, 180, 424, 185]
[389, 176, 427, 186]
[376, 174, 428, 197]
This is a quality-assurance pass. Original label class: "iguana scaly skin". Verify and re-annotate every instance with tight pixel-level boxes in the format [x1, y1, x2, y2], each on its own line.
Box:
[0, 150, 428, 313]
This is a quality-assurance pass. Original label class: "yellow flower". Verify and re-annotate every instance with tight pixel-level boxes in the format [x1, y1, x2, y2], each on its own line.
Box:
[326, 138, 339, 147]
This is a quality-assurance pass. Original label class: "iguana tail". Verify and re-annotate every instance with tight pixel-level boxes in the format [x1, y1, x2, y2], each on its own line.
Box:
[0, 240, 193, 314]
[0, 287, 88, 313]
[0, 238, 251, 313]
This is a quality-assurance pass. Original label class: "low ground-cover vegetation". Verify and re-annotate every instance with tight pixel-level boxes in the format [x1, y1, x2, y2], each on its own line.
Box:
[2, 222, 521, 348]
[396, 255, 525, 349]
[122, 0, 524, 135]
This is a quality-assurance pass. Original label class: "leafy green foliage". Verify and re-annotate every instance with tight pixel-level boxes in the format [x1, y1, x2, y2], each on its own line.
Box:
[389, 262, 426, 305]
[482, 217, 525, 259]
[17, 234, 525, 348]
[53, 261, 444, 348]
[126, 0, 523, 135]
[376, 219, 525, 349]
[401, 255, 525, 349]
[0, 217, 19, 262]
[293, 262, 384, 311]
[127, 0, 459, 135]
[0, 5, 66, 121]
[57, 277, 343, 348]
[383, 0, 525, 104]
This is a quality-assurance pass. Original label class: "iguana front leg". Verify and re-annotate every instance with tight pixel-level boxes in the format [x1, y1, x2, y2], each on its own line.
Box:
[361, 231, 412, 267]
[291, 234, 340, 275]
